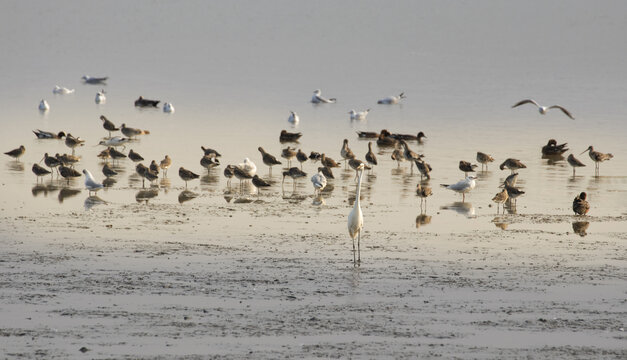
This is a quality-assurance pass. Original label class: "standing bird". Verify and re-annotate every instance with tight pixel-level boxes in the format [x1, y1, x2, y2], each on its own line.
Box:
[391, 146, 404, 168]
[59, 165, 81, 183]
[232, 165, 253, 192]
[400, 140, 422, 171]
[504, 184, 525, 206]
[288, 111, 299, 124]
[501, 172, 519, 188]
[149, 160, 160, 176]
[223, 165, 235, 189]
[492, 188, 509, 214]
[349, 159, 371, 181]
[567, 154, 586, 176]
[476, 152, 495, 171]
[348, 109, 370, 121]
[282, 167, 307, 191]
[572, 192, 590, 215]
[160, 155, 172, 176]
[134, 96, 160, 107]
[511, 99, 574, 120]
[318, 166, 334, 179]
[201, 146, 222, 158]
[82, 169, 104, 195]
[416, 183, 433, 210]
[377, 92, 405, 104]
[239, 158, 257, 177]
[33, 130, 65, 139]
[100, 115, 118, 138]
[200, 155, 220, 172]
[108, 147, 127, 162]
[136, 163, 157, 188]
[320, 154, 341, 168]
[258, 147, 282, 174]
[281, 147, 297, 168]
[499, 158, 527, 173]
[128, 149, 144, 162]
[441, 176, 477, 202]
[251, 175, 271, 197]
[365, 142, 378, 171]
[311, 89, 336, 104]
[348, 164, 365, 265]
[4, 145, 25, 161]
[542, 139, 569, 156]
[64, 134, 85, 154]
[32, 163, 51, 182]
[95, 90, 106, 104]
[39, 99, 50, 111]
[459, 160, 478, 176]
[42, 153, 61, 174]
[56, 153, 80, 167]
[163, 102, 175, 113]
[120, 124, 150, 139]
[415, 158, 432, 180]
[97, 148, 111, 163]
[296, 149, 308, 170]
[581, 146, 613, 176]
[279, 130, 302, 143]
[340, 139, 356, 165]
[178, 167, 199, 188]
[311, 171, 327, 195]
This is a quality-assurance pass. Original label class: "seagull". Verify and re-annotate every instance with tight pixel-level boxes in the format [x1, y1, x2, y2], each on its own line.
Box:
[377, 92, 405, 105]
[288, 111, 299, 124]
[348, 164, 365, 265]
[573, 192, 590, 215]
[311, 89, 336, 104]
[39, 99, 49, 111]
[581, 146, 613, 176]
[476, 152, 495, 171]
[82, 75, 108, 84]
[83, 169, 104, 195]
[239, 158, 257, 177]
[95, 90, 106, 104]
[567, 154, 586, 176]
[52, 86, 74, 94]
[311, 170, 327, 196]
[511, 99, 574, 120]
[348, 109, 370, 121]
[33, 130, 65, 139]
[441, 175, 477, 202]
[163, 102, 175, 113]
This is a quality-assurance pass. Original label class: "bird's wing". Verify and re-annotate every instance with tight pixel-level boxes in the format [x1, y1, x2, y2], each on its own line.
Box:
[548, 105, 575, 119]
[512, 99, 539, 108]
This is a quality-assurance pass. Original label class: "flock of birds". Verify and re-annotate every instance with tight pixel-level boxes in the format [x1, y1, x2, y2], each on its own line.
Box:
[3, 77, 617, 264]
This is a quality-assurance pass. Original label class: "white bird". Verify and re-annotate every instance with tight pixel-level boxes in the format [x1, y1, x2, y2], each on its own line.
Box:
[239, 158, 257, 177]
[311, 89, 336, 104]
[511, 99, 574, 120]
[38, 99, 49, 111]
[311, 170, 327, 195]
[348, 164, 365, 265]
[95, 90, 106, 104]
[82, 75, 108, 84]
[441, 175, 477, 202]
[377, 92, 405, 104]
[288, 111, 299, 124]
[82, 169, 104, 195]
[163, 102, 175, 113]
[52, 85, 74, 95]
[97, 136, 129, 148]
[348, 109, 370, 121]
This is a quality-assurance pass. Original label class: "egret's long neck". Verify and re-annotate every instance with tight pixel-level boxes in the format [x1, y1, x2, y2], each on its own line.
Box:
[354, 169, 363, 207]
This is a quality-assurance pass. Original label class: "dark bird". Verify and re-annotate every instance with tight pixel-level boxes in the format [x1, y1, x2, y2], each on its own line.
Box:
[279, 130, 302, 143]
[356, 131, 379, 139]
[224, 165, 235, 189]
[4, 145, 25, 161]
[42, 153, 61, 174]
[100, 115, 119, 138]
[541, 139, 569, 156]
[59, 165, 81, 183]
[64, 134, 85, 154]
[476, 151, 495, 171]
[391, 131, 427, 142]
[504, 184, 525, 206]
[32, 163, 51, 181]
[251, 175, 271, 197]
[178, 167, 199, 188]
[309, 151, 322, 162]
[33, 130, 65, 139]
[320, 154, 341, 168]
[282, 167, 307, 191]
[258, 146, 282, 174]
[459, 160, 478, 176]
[97, 148, 111, 162]
[567, 154, 586, 176]
[102, 163, 118, 177]
[121, 124, 150, 139]
[573, 192, 590, 215]
[415, 158, 432, 180]
[499, 158, 527, 173]
[200, 155, 220, 172]
[109, 147, 127, 161]
[57, 153, 81, 167]
[134, 96, 160, 107]
[365, 142, 378, 170]
[296, 149, 308, 169]
[377, 129, 398, 147]
[201, 146, 222, 157]
[128, 149, 144, 162]
[416, 183, 433, 210]
[150, 160, 160, 175]
[318, 166, 334, 179]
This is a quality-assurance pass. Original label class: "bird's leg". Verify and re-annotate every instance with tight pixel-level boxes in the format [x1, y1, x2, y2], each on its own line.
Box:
[357, 232, 361, 264]
[462, 193, 465, 202]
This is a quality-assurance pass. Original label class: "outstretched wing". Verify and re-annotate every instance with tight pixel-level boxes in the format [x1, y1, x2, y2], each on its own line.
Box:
[549, 105, 575, 120]
[511, 99, 539, 108]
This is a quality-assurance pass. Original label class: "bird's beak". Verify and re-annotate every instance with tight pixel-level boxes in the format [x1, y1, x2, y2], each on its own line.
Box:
[39, 156, 44, 163]
[580, 147, 589, 155]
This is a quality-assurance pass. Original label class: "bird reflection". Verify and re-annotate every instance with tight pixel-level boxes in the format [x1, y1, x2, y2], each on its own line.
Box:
[58, 187, 81, 203]
[136, 188, 158, 204]
[200, 173, 219, 186]
[223, 193, 234, 203]
[492, 217, 508, 230]
[415, 213, 432, 229]
[84, 195, 107, 210]
[440, 202, 475, 217]
[178, 190, 199, 204]
[542, 154, 566, 164]
[312, 194, 325, 206]
[282, 190, 308, 203]
[32, 184, 51, 197]
[234, 197, 255, 204]
[102, 177, 117, 187]
[572, 221, 589, 237]
[321, 183, 335, 195]
[6, 162, 25, 172]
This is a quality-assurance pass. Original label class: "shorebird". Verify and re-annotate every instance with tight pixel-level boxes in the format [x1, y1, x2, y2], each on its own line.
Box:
[128, 149, 144, 162]
[349, 109, 370, 121]
[377, 130, 398, 147]
[288, 111, 299, 124]
[83, 169, 104, 195]
[59, 165, 81, 184]
[200, 155, 220, 172]
[281, 147, 297, 168]
[400, 140, 422, 171]
[581, 146, 613, 176]
[239, 158, 257, 177]
[97, 148, 111, 162]
[232, 165, 252, 191]
[391, 146, 404, 168]
[134, 96, 160, 107]
[320, 154, 341, 168]
[52, 85, 74, 94]
[178, 167, 199, 188]
[100, 115, 119, 137]
[42, 153, 61, 174]
[567, 154, 586, 176]
[102, 163, 118, 178]
[492, 188, 509, 214]
[121, 124, 150, 139]
[340, 139, 356, 165]
[356, 131, 379, 139]
[39, 99, 49, 111]
[258, 147, 282, 174]
[377, 92, 405, 104]
[98, 136, 129, 149]
[224, 165, 235, 189]
[415, 158, 432, 180]
[32, 163, 51, 182]
[365, 142, 377, 171]
[541, 139, 568, 156]
[280, 130, 302, 143]
[82, 75, 108, 84]
[4, 145, 25, 161]
[441, 176, 477, 202]
[348, 164, 365, 265]
[95, 90, 106, 104]
[349, 159, 371, 181]
[311, 170, 327, 195]
[108, 147, 127, 161]
[201, 146, 222, 158]
[504, 184, 525, 206]
[416, 183, 433, 210]
[476, 152, 495, 171]
[163, 102, 175, 113]
[309, 151, 322, 162]
[296, 149, 308, 170]
[499, 158, 527, 173]
[33, 130, 65, 139]
[573, 192, 590, 215]
[282, 167, 307, 191]
[160, 155, 172, 176]
[459, 160, 478, 176]
[149, 160, 160, 176]
[64, 134, 85, 154]
[391, 131, 427, 142]
[56, 153, 80, 167]
[311, 89, 336, 104]
[136, 163, 156, 188]
[500, 172, 519, 188]
[251, 175, 271, 197]
[512, 99, 574, 120]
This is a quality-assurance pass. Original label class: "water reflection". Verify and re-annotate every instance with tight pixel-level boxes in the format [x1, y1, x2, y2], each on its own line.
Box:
[58, 187, 81, 203]
[312, 194, 325, 206]
[32, 184, 52, 197]
[6, 161, 25, 172]
[542, 154, 566, 165]
[492, 217, 509, 230]
[135, 188, 159, 204]
[223, 192, 234, 203]
[440, 202, 475, 218]
[415, 213, 432, 229]
[178, 190, 199, 204]
[200, 172, 219, 186]
[84, 195, 107, 210]
[572, 221, 590, 237]
[102, 177, 117, 187]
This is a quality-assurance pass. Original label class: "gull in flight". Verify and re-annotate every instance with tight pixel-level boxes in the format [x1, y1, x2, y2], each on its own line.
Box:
[441, 175, 477, 202]
[83, 169, 104, 195]
[348, 109, 370, 121]
[53, 86, 74, 94]
[511, 99, 574, 120]
[377, 92, 405, 105]
[311, 89, 336, 104]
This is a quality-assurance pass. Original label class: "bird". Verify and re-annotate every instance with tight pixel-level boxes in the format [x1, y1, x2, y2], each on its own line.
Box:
[441, 176, 477, 202]
[108, 147, 127, 161]
[232, 165, 253, 191]
[499, 158, 526, 173]
[504, 184, 525, 206]
[59, 165, 81, 183]
[288, 111, 299, 124]
[280, 130, 302, 143]
[201, 146, 222, 158]
[238, 158, 257, 177]
[340, 139, 356, 165]
[415, 158, 432, 180]
[581, 146, 613, 176]
[377, 92, 405, 104]
[282, 167, 307, 191]
[99, 115, 119, 138]
[95, 90, 106, 104]
[33, 130, 66, 139]
[200, 155, 220, 172]
[349, 159, 372, 181]
[320, 154, 341, 168]
[251, 175, 271, 197]
[311, 89, 336, 104]
[163, 102, 175, 113]
[39, 99, 49, 111]
[102, 163, 118, 178]
[32, 163, 51, 181]
[309, 151, 322, 162]
[134, 96, 160, 107]
[492, 188, 509, 213]
[281, 147, 297, 168]
[128, 149, 144, 162]
[4, 145, 25, 161]
[476, 152, 495, 171]
[377, 130, 398, 147]
[64, 134, 85, 154]
[572, 192, 590, 215]
[511, 99, 574, 120]
[160, 155, 172, 176]
[348, 164, 365, 265]
[365, 142, 377, 171]
[311, 171, 327, 195]
[541, 139, 569, 156]
[97, 148, 111, 162]
[500, 172, 519, 188]
[400, 140, 422, 171]
[120, 124, 150, 139]
[356, 131, 379, 139]
[98, 136, 129, 149]
[223, 165, 235, 189]
[82, 75, 108, 84]
[83, 169, 104, 195]
[296, 149, 308, 170]
[149, 160, 160, 176]
[391, 146, 404, 168]
[52, 85, 74, 94]
[348, 109, 370, 121]
[391, 131, 427, 142]
[459, 160, 478, 176]
[318, 166, 334, 179]
[416, 183, 433, 211]
[178, 167, 199, 188]
[56, 153, 81, 167]
[42, 153, 61, 174]
[567, 154, 586, 176]
[258, 147, 282, 174]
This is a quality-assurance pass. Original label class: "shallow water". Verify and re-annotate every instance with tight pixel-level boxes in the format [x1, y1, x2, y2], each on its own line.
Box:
[1, 0, 627, 237]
